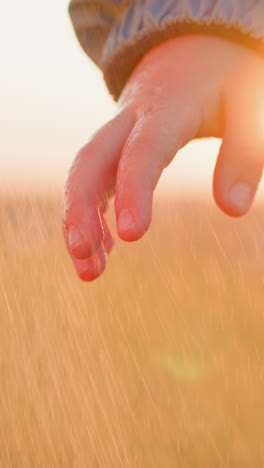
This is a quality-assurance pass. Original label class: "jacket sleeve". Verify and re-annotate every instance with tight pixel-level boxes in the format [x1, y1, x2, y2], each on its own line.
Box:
[68, 0, 264, 101]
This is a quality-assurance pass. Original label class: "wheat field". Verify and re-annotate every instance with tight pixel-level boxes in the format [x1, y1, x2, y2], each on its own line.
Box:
[1, 191, 264, 467]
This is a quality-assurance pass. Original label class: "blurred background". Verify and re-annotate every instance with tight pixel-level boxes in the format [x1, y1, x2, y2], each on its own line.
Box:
[2, 0, 264, 199]
[2, 1, 264, 466]
[0, 0, 238, 197]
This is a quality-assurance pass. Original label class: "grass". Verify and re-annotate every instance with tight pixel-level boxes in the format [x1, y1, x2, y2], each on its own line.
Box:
[1, 191, 264, 467]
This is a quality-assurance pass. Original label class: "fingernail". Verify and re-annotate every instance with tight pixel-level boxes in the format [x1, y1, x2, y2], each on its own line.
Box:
[68, 226, 83, 249]
[118, 209, 135, 232]
[229, 183, 252, 213]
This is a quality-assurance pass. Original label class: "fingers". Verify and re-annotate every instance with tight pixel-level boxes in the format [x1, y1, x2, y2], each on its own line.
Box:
[67, 214, 113, 282]
[115, 105, 201, 241]
[213, 79, 264, 217]
[72, 244, 106, 282]
[63, 108, 134, 259]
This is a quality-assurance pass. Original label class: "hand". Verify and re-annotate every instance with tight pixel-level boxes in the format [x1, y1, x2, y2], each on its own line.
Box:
[63, 34, 264, 281]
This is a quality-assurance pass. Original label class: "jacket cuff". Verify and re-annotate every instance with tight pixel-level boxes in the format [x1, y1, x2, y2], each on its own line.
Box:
[101, 0, 264, 101]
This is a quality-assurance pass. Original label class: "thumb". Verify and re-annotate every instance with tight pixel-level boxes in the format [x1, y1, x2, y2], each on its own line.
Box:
[213, 80, 264, 217]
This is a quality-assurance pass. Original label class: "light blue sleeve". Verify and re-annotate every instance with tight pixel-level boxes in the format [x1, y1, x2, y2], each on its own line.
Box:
[69, 1, 264, 100]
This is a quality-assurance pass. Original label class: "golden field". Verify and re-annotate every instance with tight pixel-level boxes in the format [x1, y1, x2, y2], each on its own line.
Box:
[1, 191, 264, 467]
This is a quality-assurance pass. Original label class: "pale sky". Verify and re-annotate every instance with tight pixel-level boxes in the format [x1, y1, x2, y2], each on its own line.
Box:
[1, 0, 263, 200]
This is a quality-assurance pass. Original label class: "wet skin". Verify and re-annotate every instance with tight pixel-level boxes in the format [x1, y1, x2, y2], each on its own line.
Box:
[63, 34, 264, 281]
